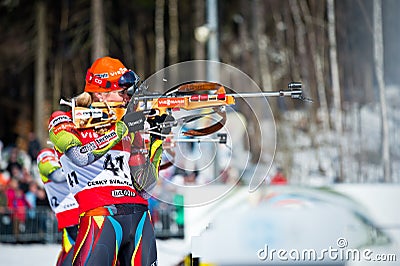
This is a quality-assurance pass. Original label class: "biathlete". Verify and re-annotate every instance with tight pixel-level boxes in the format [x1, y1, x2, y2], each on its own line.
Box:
[37, 148, 80, 266]
[48, 56, 165, 266]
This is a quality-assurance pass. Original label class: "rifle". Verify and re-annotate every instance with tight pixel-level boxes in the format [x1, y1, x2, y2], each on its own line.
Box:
[59, 81, 310, 172]
[127, 81, 310, 110]
[60, 81, 311, 136]
[123, 81, 312, 137]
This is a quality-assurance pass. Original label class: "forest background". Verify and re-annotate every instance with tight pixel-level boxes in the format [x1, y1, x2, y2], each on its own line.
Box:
[0, 0, 399, 184]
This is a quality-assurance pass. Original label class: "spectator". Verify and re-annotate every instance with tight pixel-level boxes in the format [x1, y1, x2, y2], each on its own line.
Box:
[0, 139, 3, 168]
[23, 181, 39, 239]
[6, 147, 23, 176]
[18, 168, 34, 193]
[0, 182, 7, 214]
[0, 181, 11, 237]
[218, 166, 239, 184]
[184, 170, 198, 185]
[6, 178, 31, 241]
[270, 167, 288, 185]
[0, 169, 9, 187]
[35, 187, 50, 208]
[25, 181, 38, 219]
[35, 187, 50, 237]
[27, 132, 41, 162]
[5, 178, 18, 208]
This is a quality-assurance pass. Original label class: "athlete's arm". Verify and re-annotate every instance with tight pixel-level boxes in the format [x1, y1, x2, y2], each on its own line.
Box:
[48, 111, 128, 166]
[64, 121, 128, 166]
[129, 116, 165, 197]
[37, 148, 66, 183]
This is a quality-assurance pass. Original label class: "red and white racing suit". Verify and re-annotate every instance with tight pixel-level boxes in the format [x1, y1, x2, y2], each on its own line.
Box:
[48, 110, 162, 266]
[37, 148, 79, 266]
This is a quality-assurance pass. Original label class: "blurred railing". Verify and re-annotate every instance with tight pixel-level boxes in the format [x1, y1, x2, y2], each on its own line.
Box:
[151, 201, 184, 240]
[0, 204, 184, 244]
[0, 207, 60, 243]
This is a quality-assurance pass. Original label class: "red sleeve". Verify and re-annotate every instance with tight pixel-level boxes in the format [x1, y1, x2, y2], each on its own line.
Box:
[48, 110, 76, 134]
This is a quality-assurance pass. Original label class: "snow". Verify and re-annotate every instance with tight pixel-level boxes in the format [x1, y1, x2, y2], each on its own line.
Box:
[0, 243, 60, 266]
[0, 239, 187, 266]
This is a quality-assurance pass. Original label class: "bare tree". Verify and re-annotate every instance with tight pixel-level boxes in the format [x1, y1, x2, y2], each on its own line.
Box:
[282, 2, 301, 101]
[299, 0, 330, 131]
[373, 0, 391, 181]
[133, 13, 147, 77]
[289, 0, 317, 123]
[254, 0, 283, 125]
[168, 0, 179, 64]
[246, 0, 265, 164]
[120, 14, 134, 67]
[91, 0, 107, 60]
[34, 0, 48, 146]
[155, 0, 165, 70]
[194, 0, 206, 60]
[53, 1, 70, 109]
[269, 1, 290, 85]
[236, 0, 252, 75]
[328, 0, 342, 137]
[327, 0, 344, 181]
[253, 0, 274, 105]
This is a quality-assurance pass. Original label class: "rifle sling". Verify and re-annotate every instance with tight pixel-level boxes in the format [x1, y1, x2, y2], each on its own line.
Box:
[158, 110, 226, 170]
[183, 111, 226, 136]
[157, 82, 228, 168]
[159, 161, 173, 171]
[176, 82, 224, 93]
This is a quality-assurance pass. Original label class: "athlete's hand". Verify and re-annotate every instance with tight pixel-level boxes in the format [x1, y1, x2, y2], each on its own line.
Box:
[147, 114, 174, 139]
[92, 121, 128, 157]
[37, 148, 61, 178]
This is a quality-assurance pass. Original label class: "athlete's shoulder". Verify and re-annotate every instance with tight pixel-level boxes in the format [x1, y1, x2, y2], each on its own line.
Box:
[48, 110, 73, 131]
[48, 110, 82, 153]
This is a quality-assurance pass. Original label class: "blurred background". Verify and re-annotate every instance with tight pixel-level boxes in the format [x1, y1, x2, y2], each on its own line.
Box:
[0, 0, 399, 182]
[0, 0, 400, 265]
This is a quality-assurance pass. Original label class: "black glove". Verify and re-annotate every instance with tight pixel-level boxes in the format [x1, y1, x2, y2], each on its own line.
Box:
[147, 113, 175, 139]
[123, 111, 146, 133]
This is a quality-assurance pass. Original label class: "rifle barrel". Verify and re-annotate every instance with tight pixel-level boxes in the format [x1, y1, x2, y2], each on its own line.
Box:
[131, 94, 163, 101]
[169, 138, 222, 143]
[227, 89, 303, 99]
[130, 89, 305, 102]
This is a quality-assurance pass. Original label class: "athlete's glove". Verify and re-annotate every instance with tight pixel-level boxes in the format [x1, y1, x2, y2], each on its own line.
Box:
[123, 110, 146, 133]
[147, 114, 175, 139]
[37, 148, 66, 183]
[91, 121, 128, 157]
[37, 149, 61, 177]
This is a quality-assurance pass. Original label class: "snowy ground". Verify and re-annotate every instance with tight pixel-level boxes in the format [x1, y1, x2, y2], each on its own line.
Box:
[0, 238, 187, 266]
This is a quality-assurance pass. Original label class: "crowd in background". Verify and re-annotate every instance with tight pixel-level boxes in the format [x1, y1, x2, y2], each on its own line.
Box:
[0, 133, 190, 243]
[0, 131, 287, 244]
[0, 134, 52, 243]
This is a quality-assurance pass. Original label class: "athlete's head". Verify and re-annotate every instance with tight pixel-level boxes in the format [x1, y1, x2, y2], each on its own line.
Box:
[84, 56, 140, 103]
